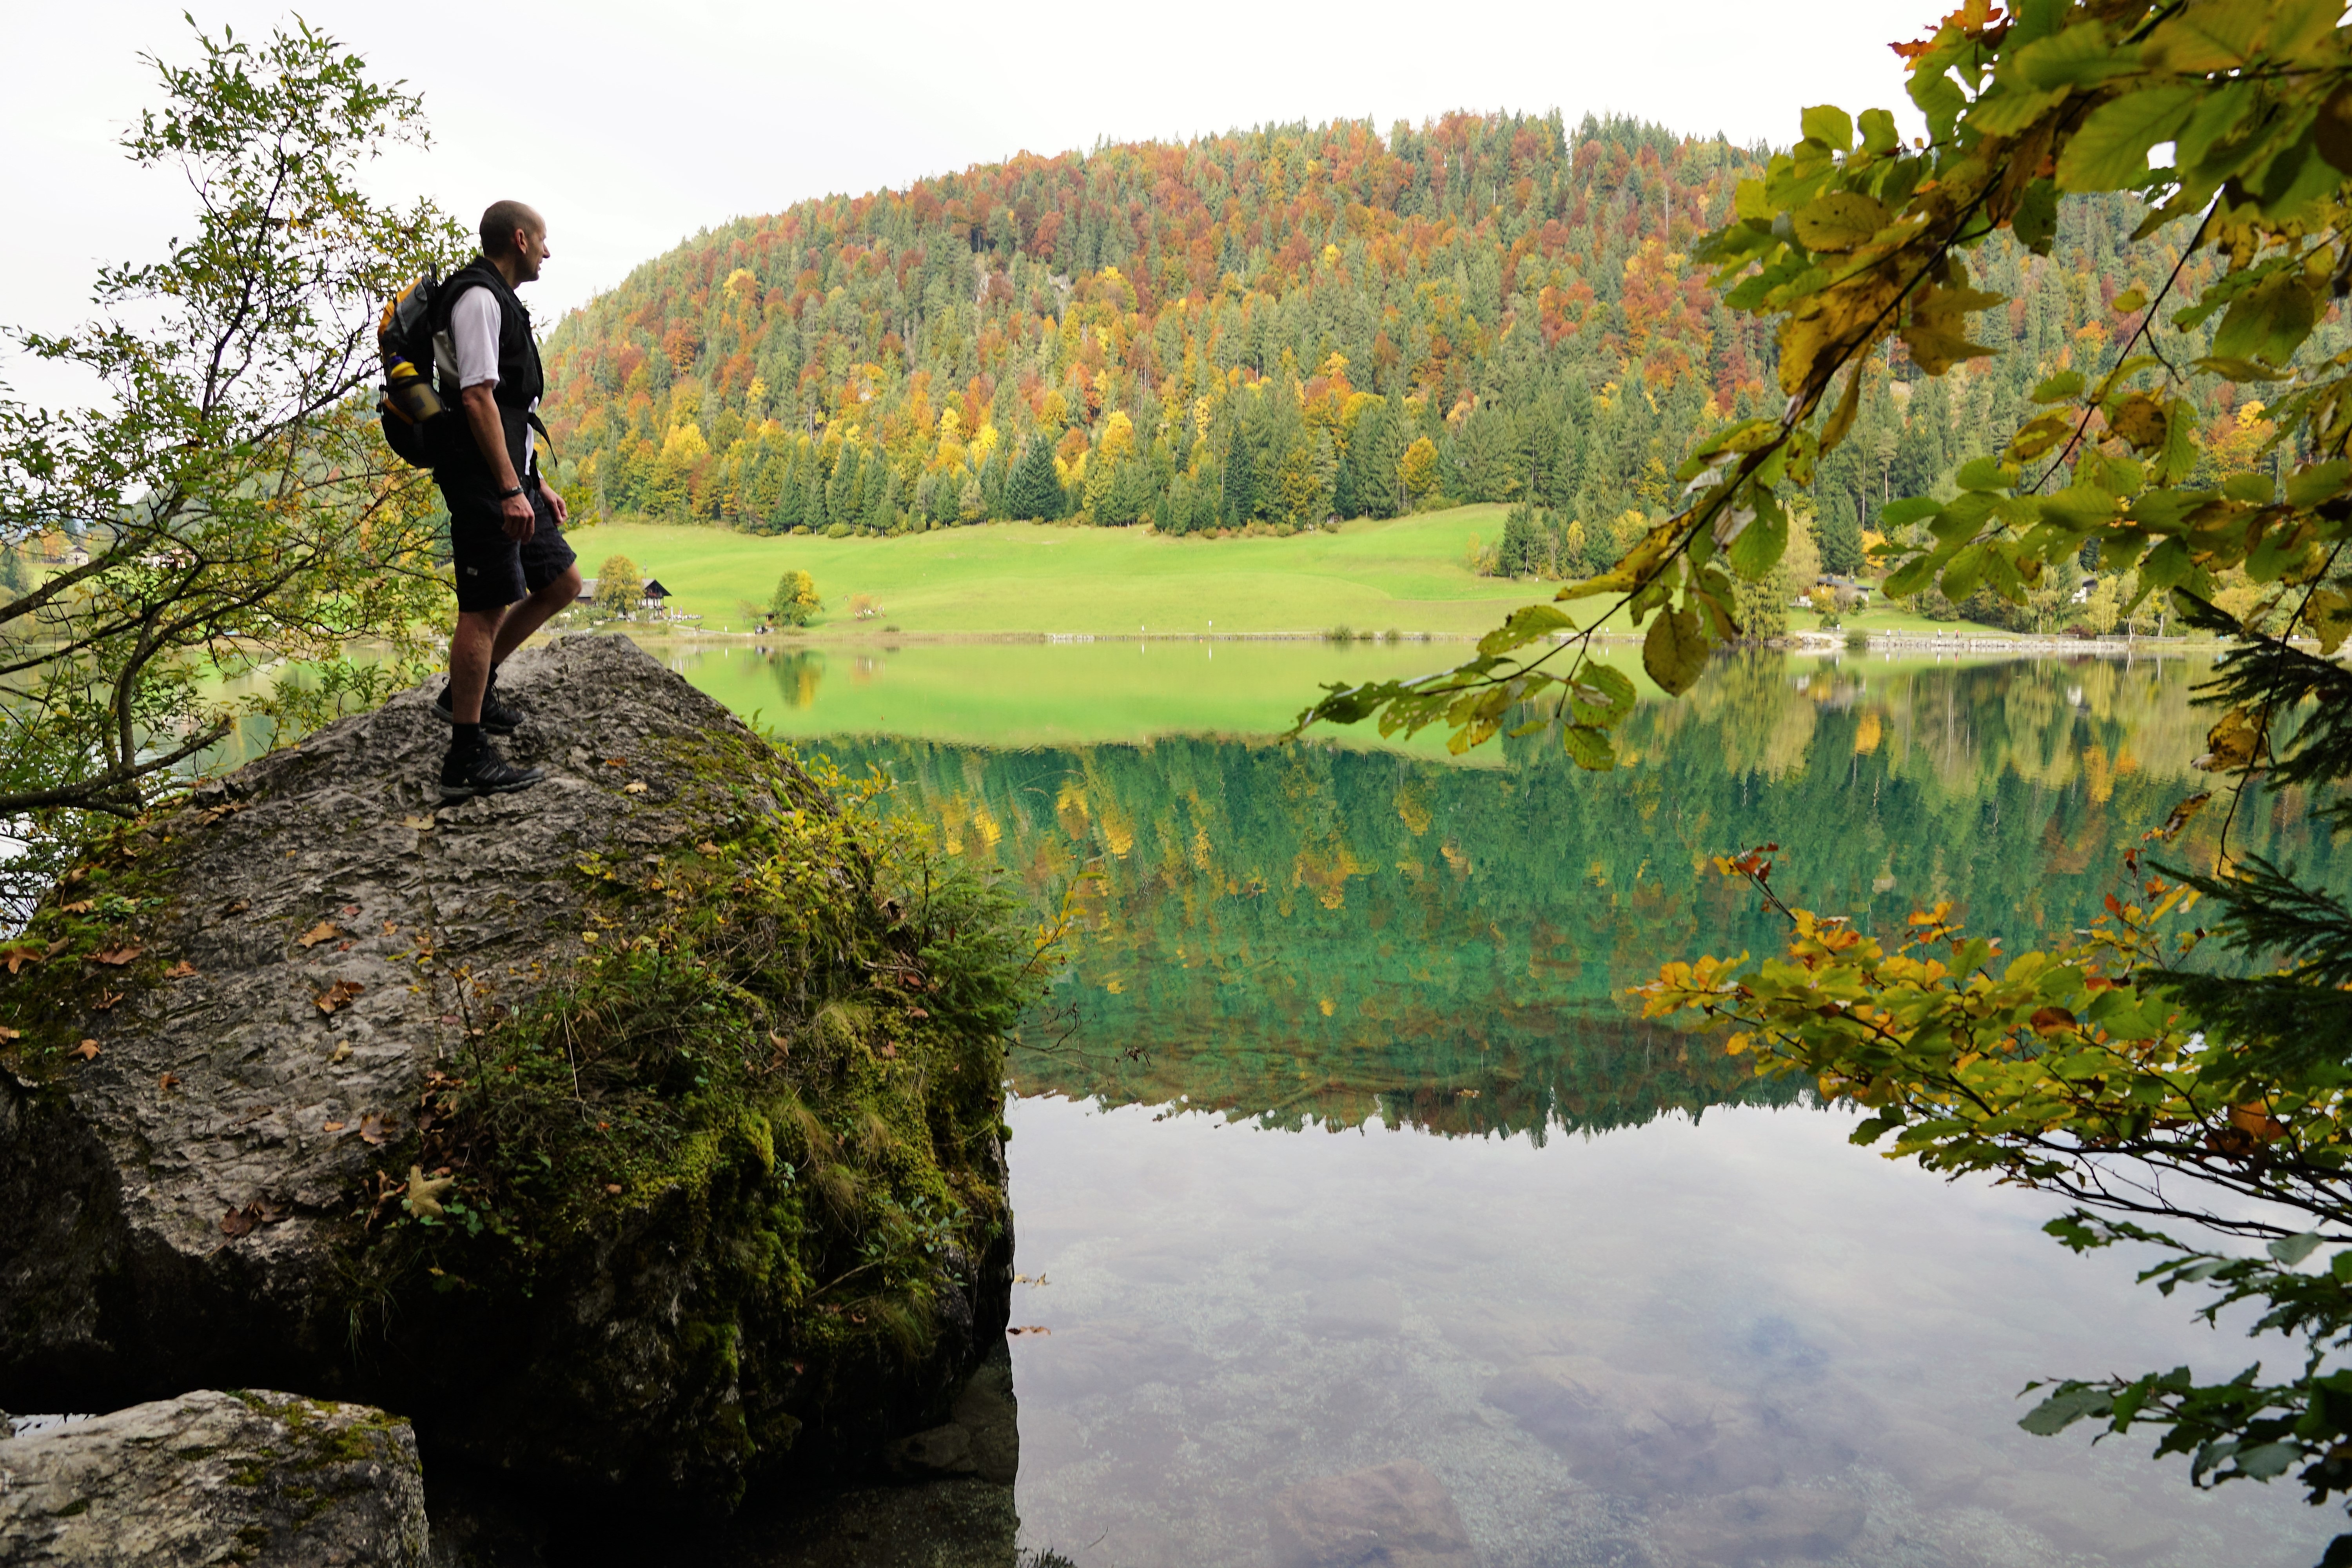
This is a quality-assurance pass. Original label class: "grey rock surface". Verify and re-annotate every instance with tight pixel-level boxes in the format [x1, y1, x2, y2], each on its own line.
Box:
[0, 1388, 426, 1567]
[885, 1348, 1018, 1486]
[1267, 1459, 1475, 1568]
[0, 635, 1010, 1507]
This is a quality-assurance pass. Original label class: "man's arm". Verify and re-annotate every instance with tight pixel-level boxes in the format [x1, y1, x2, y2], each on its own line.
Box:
[460, 383, 535, 541]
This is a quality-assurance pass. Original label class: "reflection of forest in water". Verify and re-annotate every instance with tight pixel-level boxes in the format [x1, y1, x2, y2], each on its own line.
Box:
[799, 652, 2345, 1139]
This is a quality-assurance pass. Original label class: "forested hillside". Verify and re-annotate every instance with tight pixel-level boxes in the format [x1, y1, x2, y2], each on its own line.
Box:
[539, 112, 2281, 594]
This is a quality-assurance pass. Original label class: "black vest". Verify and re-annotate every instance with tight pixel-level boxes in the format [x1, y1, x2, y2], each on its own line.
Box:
[431, 258, 545, 486]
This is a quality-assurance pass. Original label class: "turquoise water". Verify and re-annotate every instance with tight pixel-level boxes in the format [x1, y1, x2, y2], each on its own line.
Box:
[665, 641, 2339, 1568]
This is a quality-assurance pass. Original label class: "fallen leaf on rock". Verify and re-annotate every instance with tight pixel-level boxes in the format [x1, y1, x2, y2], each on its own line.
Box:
[250, 1195, 289, 1224]
[876, 1041, 898, 1058]
[329, 1042, 352, 1063]
[93, 946, 143, 967]
[381, 921, 399, 937]
[60, 900, 94, 915]
[405, 1164, 456, 1219]
[604, 1183, 624, 1194]
[907, 1007, 930, 1020]
[91, 990, 124, 1012]
[341, 905, 360, 916]
[1008, 1325, 1051, 1336]
[315, 980, 363, 1015]
[358, 1112, 388, 1145]
[321, 1121, 346, 1132]
[71, 1040, 100, 1060]
[604, 757, 627, 768]
[0, 1026, 18, 1042]
[158, 1073, 180, 1091]
[581, 931, 600, 944]
[0, 944, 48, 975]
[165, 960, 198, 978]
[297, 922, 341, 949]
[334, 939, 354, 953]
[224, 900, 249, 915]
[219, 1207, 254, 1239]
[622, 781, 649, 795]
[697, 841, 720, 856]
[401, 816, 436, 831]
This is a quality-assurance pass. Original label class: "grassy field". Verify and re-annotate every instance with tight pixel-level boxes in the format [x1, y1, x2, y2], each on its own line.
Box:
[570, 506, 1546, 636]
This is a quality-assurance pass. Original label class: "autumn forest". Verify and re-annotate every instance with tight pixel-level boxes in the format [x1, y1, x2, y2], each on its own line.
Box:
[540, 110, 2306, 620]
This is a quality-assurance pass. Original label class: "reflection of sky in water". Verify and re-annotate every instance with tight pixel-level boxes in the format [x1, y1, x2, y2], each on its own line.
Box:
[1007, 1098, 2336, 1568]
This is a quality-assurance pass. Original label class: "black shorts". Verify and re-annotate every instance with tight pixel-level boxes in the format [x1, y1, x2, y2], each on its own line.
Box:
[443, 479, 579, 615]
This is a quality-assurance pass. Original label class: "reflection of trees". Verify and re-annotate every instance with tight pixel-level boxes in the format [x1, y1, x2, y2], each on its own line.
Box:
[809, 655, 2341, 1138]
[767, 651, 824, 710]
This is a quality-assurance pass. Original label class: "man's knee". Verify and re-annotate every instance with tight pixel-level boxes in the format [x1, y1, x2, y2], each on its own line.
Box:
[534, 566, 581, 605]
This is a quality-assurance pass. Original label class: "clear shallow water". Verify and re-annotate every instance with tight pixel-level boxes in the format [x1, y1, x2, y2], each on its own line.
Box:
[662, 641, 2345, 1568]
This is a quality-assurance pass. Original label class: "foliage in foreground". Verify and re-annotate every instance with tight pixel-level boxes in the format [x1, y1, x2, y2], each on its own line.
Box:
[1305, 0, 2352, 1551]
[0, 19, 465, 911]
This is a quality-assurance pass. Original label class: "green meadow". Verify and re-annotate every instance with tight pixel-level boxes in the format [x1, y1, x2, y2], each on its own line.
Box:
[562, 506, 2096, 644]
[573, 505, 1545, 636]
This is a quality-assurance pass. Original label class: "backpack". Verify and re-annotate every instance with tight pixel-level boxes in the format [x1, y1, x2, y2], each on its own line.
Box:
[376, 269, 447, 469]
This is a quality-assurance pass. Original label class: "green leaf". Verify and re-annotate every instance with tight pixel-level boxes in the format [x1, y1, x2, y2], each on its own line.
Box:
[2057, 87, 2201, 191]
[2016, 24, 2135, 89]
[1571, 663, 1638, 726]
[2156, 400, 2200, 487]
[1882, 552, 1941, 598]
[1477, 603, 1578, 656]
[1940, 542, 1989, 602]
[1791, 191, 1891, 252]
[1642, 606, 1709, 696]
[2112, 287, 2147, 314]
[2019, 1383, 2112, 1436]
[1857, 107, 1899, 155]
[2212, 270, 2322, 366]
[2031, 370, 2085, 404]
[1955, 457, 2014, 492]
[1561, 724, 1616, 771]
[2233, 1441, 2303, 1480]
[2269, 1231, 2325, 1266]
[1800, 105, 1854, 153]
[1727, 506, 1788, 581]
[2287, 461, 2352, 510]
[2013, 178, 2061, 254]
[2223, 474, 2276, 505]
[1882, 496, 1944, 528]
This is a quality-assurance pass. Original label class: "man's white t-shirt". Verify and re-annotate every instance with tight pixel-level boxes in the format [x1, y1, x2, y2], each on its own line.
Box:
[434, 287, 537, 477]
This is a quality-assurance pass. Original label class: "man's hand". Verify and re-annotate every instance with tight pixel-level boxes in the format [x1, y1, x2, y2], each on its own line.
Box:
[540, 478, 568, 527]
[502, 489, 535, 541]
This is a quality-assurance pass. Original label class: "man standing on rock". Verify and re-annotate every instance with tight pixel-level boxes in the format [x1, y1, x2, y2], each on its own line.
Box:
[429, 200, 580, 801]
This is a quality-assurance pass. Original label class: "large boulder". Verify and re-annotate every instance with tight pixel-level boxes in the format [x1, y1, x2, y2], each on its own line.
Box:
[0, 636, 1018, 1511]
[0, 1388, 428, 1567]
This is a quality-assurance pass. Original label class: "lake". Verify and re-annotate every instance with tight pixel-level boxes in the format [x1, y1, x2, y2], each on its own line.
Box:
[666, 639, 2338, 1568]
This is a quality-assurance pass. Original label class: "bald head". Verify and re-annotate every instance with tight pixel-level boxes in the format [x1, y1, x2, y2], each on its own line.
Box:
[481, 201, 544, 258]
[479, 201, 550, 286]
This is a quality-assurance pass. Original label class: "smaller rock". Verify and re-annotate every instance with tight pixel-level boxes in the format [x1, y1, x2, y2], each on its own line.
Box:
[1268, 1459, 1474, 1568]
[1653, 1486, 1864, 1566]
[0, 1388, 427, 1567]
[885, 1347, 1018, 1487]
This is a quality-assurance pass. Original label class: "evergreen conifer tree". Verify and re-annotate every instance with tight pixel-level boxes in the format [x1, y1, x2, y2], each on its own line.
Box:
[1004, 438, 1064, 521]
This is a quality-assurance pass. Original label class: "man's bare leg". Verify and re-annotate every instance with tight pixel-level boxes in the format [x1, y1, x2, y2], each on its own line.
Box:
[448, 608, 506, 725]
[488, 565, 581, 671]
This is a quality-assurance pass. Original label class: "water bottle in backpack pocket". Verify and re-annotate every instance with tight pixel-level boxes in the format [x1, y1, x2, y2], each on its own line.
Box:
[377, 269, 447, 469]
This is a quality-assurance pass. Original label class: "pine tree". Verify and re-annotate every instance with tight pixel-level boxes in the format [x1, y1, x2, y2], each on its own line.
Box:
[1004, 438, 1064, 521]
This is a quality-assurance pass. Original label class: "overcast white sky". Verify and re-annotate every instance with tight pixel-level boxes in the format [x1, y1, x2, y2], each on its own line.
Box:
[1, 0, 1929, 405]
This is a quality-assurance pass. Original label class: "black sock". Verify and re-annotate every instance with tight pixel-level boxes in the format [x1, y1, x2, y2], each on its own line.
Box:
[450, 722, 482, 753]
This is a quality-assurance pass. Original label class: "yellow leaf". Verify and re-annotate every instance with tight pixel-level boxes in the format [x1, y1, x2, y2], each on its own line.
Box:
[1642, 606, 1709, 696]
[298, 922, 341, 949]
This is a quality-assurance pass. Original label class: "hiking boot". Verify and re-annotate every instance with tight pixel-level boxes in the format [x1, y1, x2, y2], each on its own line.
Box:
[433, 679, 524, 735]
[439, 739, 544, 802]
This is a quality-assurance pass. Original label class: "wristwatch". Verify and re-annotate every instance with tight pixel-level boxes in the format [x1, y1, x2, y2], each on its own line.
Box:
[497, 484, 527, 499]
